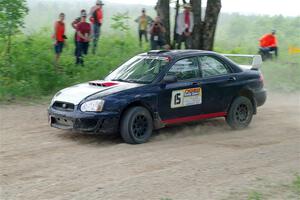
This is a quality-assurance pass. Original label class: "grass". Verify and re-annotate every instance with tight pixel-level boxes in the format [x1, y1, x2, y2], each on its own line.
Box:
[262, 56, 300, 92]
[243, 174, 300, 200]
[291, 174, 300, 194]
[247, 191, 264, 200]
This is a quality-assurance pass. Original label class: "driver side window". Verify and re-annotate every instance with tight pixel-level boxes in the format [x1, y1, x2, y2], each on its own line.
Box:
[167, 57, 200, 81]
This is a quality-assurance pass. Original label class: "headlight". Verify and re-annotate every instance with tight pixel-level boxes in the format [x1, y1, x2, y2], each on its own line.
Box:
[80, 99, 105, 112]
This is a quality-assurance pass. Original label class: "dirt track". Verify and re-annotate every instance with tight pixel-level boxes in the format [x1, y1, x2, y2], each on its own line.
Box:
[0, 92, 300, 200]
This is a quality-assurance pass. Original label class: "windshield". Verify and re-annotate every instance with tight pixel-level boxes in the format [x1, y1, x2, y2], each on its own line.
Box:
[105, 55, 170, 84]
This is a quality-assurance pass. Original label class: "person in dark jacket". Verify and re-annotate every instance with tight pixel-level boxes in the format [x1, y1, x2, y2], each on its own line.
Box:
[150, 16, 168, 50]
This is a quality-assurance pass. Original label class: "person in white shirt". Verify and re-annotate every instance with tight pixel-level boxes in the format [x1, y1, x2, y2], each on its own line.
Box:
[176, 3, 194, 49]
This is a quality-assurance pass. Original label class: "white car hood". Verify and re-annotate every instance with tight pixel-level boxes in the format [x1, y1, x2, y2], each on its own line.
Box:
[52, 81, 119, 105]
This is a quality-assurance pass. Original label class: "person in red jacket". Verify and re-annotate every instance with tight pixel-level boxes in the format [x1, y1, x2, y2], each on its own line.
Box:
[89, 0, 104, 54]
[72, 10, 86, 59]
[53, 13, 66, 66]
[76, 10, 92, 66]
[259, 30, 278, 57]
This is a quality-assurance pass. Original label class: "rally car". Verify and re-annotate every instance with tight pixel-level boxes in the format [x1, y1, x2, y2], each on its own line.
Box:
[48, 50, 267, 144]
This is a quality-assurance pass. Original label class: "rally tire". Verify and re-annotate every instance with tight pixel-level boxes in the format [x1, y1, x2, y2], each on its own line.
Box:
[226, 96, 254, 129]
[120, 106, 153, 144]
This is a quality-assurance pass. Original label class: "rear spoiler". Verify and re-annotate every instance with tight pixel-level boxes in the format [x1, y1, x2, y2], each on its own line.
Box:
[222, 54, 262, 70]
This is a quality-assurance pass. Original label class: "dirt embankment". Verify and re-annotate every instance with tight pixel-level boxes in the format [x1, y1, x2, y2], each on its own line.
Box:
[0, 92, 300, 200]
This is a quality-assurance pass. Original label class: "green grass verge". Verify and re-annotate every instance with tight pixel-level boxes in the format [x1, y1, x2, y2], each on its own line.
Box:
[262, 56, 300, 92]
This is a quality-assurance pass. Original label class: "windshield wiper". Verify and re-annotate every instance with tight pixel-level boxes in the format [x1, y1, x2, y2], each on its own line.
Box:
[111, 78, 128, 82]
[112, 79, 148, 84]
[127, 79, 149, 84]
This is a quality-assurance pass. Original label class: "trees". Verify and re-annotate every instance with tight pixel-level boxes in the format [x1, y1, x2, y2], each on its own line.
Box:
[155, 0, 221, 50]
[0, 0, 28, 56]
[155, 0, 171, 45]
[196, 0, 222, 50]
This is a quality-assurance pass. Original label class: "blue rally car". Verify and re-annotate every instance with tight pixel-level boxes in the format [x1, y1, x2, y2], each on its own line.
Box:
[48, 50, 266, 144]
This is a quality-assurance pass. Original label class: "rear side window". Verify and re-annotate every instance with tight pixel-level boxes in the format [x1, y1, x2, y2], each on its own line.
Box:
[167, 57, 200, 81]
[198, 56, 230, 78]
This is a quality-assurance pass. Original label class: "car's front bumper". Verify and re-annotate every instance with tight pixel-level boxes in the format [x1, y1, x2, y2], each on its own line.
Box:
[48, 107, 119, 134]
[254, 89, 267, 107]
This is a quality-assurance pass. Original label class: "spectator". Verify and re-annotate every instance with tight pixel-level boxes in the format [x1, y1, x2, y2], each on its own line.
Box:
[76, 10, 91, 66]
[150, 17, 169, 50]
[176, 3, 194, 49]
[259, 30, 278, 58]
[89, 0, 104, 54]
[135, 8, 153, 47]
[71, 10, 85, 59]
[53, 13, 66, 67]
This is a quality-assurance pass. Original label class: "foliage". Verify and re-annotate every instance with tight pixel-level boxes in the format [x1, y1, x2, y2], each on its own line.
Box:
[110, 12, 131, 33]
[215, 14, 300, 55]
[0, 0, 28, 55]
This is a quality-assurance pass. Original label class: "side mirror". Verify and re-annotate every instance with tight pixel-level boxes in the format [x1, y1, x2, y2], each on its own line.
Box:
[163, 75, 177, 84]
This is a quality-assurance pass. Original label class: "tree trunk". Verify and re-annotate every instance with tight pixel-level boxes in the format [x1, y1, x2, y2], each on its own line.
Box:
[202, 0, 221, 50]
[172, 0, 180, 48]
[157, 0, 221, 50]
[156, 0, 171, 45]
[190, 0, 202, 49]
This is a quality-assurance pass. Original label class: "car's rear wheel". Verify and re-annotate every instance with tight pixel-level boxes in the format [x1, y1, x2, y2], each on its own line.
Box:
[226, 96, 254, 129]
[120, 106, 153, 144]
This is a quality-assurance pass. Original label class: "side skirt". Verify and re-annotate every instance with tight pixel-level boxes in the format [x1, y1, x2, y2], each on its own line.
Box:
[162, 112, 227, 125]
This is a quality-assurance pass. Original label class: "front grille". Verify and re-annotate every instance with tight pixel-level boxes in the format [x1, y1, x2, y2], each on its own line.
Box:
[52, 101, 75, 112]
[51, 116, 74, 129]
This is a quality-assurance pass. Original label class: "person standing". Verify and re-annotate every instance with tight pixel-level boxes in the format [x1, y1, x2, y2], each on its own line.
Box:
[259, 30, 278, 58]
[76, 10, 91, 66]
[176, 3, 194, 49]
[53, 13, 66, 66]
[150, 17, 167, 50]
[89, 0, 104, 54]
[135, 8, 153, 47]
[71, 10, 85, 59]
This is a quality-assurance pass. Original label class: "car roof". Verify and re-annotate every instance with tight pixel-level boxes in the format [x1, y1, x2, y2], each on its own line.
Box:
[140, 50, 218, 59]
[139, 50, 243, 73]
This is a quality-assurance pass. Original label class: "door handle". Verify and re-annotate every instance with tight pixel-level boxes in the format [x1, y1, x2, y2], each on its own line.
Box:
[192, 82, 201, 86]
[228, 77, 237, 81]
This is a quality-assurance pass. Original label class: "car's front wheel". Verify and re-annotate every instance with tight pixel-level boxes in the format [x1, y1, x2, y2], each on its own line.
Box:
[226, 96, 254, 129]
[120, 106, 153, 144]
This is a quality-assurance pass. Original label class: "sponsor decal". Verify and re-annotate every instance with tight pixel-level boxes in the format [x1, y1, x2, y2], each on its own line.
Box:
[171, 87, 202, 108]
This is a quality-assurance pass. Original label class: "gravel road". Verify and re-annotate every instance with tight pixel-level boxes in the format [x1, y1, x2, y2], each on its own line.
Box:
[1, 92, 299, 200]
